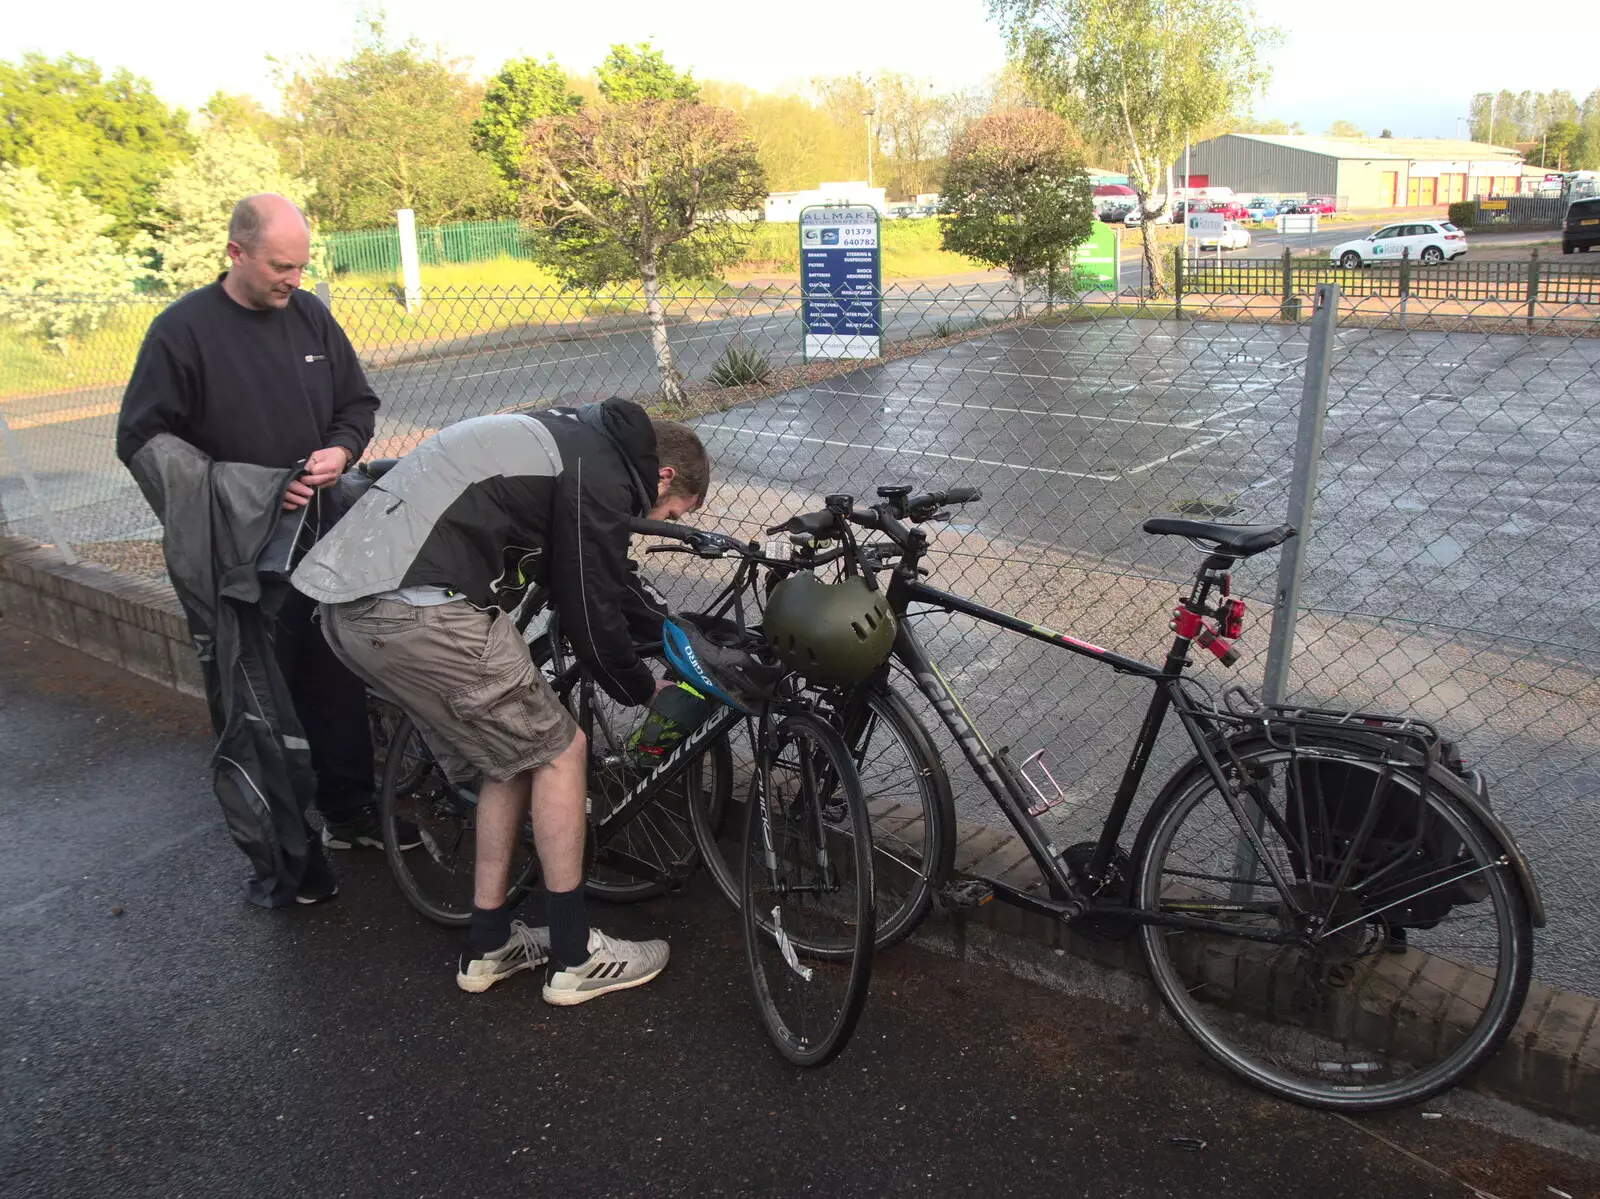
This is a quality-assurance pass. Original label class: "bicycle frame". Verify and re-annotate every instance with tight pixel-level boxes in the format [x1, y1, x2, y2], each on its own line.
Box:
[879, 570, 1309, 942]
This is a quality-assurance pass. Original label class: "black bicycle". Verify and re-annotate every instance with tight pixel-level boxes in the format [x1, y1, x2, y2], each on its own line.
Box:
[376, 520, 876, 1068]
[764, 485, 1543, 1111]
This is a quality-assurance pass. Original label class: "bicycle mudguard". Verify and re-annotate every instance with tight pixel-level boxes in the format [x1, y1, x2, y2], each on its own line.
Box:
[1142, 731, 1545, 929]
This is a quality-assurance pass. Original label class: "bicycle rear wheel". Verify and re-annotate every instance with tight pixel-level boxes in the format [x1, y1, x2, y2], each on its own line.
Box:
[534, 632, 733, 903]
[379, 712, 539, 927]
[742, 712, 875, 1068]
[1134, 730, 1533, 1110]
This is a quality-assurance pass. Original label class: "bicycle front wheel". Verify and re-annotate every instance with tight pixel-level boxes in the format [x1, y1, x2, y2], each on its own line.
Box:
[1134, 731, 1533, 1110]
[742, 712, 875, 1068]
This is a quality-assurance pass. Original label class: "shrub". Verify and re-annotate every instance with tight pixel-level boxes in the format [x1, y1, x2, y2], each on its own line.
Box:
[709, 343, 771, 387]
[1447, 201, 1475, 229]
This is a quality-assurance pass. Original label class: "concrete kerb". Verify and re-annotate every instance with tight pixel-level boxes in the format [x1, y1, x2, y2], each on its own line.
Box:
[1, 530, 1595, 1128]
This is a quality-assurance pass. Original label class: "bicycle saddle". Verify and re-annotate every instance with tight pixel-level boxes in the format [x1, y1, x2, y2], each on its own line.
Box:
[1142, 518, 1296, 558]
[360, 457, 402, 480]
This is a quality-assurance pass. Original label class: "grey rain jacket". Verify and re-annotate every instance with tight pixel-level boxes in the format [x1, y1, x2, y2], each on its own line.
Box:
[128, 433, 369, 907]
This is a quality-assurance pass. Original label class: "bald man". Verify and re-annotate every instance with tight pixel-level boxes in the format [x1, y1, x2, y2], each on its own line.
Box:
[117, 194, 388, 899]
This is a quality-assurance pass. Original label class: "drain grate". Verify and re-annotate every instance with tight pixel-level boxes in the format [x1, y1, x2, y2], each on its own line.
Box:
[1177, 500, 1243, 518]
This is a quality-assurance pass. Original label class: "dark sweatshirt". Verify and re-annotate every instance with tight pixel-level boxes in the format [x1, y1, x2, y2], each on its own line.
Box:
[115, 278, 378, 471]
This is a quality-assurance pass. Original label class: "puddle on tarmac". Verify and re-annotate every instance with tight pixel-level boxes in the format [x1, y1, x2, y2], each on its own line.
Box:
[1420, 535, 1466, 567]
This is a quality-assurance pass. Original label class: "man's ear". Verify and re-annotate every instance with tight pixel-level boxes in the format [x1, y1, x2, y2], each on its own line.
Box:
[657, 465, 677, 494]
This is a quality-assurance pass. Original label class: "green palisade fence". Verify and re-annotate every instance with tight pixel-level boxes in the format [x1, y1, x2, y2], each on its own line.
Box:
[323, 219, 535, 276]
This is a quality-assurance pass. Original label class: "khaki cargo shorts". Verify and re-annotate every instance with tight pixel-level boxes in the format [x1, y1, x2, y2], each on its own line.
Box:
[320, 597, 576, 784]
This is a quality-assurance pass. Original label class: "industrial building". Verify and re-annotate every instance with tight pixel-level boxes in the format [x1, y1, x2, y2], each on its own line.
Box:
[764, 182, 887, 221]
[1181, 134, 1528, 208]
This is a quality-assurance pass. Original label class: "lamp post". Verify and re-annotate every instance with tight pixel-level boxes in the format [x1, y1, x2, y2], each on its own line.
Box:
[863, 108, 876, 189]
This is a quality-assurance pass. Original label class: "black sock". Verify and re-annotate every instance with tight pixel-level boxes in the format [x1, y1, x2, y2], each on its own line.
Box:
[469, 903, 512, 955]
[546, 886, 590, 969]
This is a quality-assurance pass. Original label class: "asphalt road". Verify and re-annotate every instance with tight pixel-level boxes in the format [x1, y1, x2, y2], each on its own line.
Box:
[3, 622, 1597, 1199]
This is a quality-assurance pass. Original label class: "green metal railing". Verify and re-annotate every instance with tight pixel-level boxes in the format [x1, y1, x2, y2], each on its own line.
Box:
[322, 219, 536, 277]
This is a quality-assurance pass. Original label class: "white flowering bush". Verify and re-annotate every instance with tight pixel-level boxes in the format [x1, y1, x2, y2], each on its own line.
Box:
[0, 164, 144, 349]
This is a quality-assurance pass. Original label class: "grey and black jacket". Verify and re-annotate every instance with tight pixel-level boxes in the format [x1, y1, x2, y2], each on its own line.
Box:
[293, 398, 666, 706]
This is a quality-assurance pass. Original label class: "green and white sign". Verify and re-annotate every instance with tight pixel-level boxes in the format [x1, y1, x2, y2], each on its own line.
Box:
[1072, 222, 1119, 289]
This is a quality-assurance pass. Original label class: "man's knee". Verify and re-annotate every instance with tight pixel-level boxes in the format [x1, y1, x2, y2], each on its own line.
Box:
[555, 725, 586, 764]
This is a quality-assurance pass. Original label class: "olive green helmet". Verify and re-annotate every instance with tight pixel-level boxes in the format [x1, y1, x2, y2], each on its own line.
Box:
[761, 573, 897, 688]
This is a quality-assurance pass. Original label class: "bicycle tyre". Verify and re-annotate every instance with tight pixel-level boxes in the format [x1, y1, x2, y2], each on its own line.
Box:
[379, 712, 539, 928]
[742, 711, 875, 1068]
[840, 681, 955, 950]
[1133, 729, 1533, 1110]
[696, 682, 955, 954]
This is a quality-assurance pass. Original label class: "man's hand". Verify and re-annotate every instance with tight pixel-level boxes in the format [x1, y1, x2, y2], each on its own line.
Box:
[282, 446, 351, 510]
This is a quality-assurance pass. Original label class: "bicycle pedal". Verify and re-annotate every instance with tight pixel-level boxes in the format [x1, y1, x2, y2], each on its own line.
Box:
[937, 878, 995, 909]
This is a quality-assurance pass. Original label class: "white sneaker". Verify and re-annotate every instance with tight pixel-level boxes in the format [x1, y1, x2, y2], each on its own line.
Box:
[542, 928, 670, 1006]
[456, 922, 550, 993]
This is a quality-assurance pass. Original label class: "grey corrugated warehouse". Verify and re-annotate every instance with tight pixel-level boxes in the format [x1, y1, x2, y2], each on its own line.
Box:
[1183, 134, 1527, 208]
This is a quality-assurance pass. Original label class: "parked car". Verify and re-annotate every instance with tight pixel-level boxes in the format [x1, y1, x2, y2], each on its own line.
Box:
[1198, 220, 1252, 251]
[1303, 196, 1337, 215]
[1563, 197, 1600, 253]
[1245, 196, 1279, 221]
[1330, 220, 1467, 267]
[1098, 203, 1133, 223]
[1205, 201, 1249, 222]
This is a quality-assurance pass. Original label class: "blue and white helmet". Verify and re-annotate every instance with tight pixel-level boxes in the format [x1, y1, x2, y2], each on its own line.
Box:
[661, 613, 783, 713]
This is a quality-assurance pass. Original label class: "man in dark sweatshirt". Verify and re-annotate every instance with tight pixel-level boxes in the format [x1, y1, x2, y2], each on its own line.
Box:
[116, 193, 389, 870]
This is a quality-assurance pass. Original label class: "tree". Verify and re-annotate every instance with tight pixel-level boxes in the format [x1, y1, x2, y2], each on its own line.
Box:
[472, 57, 582, 187]
[200, 92, 282, 142]
[1232, 118, 1303, 135]
[1541, 119, 1580, 169]
[0, 53, 191, 242]
[1575, 90, 1600, 170]
[992, 0, 1274, 292]
[597, 43, 698, 104]
[699, 82, 860, 191]
[522, 101, 766, 403]
[142, 128, 318, 294]
[938, 108, 1093, 310]
[0, 164, 144, 349]
[1327, 119, 1365, 138]
[1380, 128, 1394, 138]
[278, 21, 508, 230]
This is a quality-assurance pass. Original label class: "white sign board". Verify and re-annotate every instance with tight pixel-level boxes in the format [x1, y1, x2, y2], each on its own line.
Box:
[800, 206, 882, 360]
[1185, 213, 1225, 236]
[1277, 213, 1319, 235]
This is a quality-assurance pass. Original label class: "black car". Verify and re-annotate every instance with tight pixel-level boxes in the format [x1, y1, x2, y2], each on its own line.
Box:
[1563, 197, 1600, 253]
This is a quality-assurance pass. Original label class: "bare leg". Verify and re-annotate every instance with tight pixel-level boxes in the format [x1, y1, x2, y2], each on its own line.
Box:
[473, 769, 532, 910]
[527, 730, 588, 892]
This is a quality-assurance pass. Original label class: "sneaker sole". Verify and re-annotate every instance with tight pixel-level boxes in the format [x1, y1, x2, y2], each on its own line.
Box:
[455, 960, 542, 994]
[294, 887, 339, 905]
[323, 832, 423, 852]
[542, 964, 666, 1007]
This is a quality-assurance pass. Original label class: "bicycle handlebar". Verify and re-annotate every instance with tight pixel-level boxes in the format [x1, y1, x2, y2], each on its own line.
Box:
[904, 486, 982, 516]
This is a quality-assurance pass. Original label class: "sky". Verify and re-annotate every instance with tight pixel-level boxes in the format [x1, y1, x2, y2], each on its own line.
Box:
[3, 0, 1594, 141]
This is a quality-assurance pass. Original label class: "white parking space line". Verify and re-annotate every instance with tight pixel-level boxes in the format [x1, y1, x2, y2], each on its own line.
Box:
[1120, 432, 1241, 476]
[449, 350, 610, 381]
[874, 394, 1244, 432]
[699, 426, 1119, 481]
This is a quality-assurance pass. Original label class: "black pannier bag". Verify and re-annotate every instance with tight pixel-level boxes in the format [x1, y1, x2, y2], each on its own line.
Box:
[1283, 749, 1490, 930]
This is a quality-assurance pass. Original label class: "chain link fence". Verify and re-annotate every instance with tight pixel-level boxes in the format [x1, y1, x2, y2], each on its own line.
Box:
[2, 276, 1597, 994]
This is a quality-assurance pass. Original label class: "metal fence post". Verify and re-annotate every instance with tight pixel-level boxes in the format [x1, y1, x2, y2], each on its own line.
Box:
[314, 280, 331, 311]
[1527, 248, 1540, 330]
[1398, 248, 1411, 330]
[1279, 246, 1294, 321]
[0, 410, 76, 564]
[1228, 281, 1340, 902]
[1172, 246, 1184, 320]
[1261, 282, 1341, 707]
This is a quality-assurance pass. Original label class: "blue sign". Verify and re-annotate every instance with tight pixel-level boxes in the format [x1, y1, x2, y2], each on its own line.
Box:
[800, 205, 882, 359]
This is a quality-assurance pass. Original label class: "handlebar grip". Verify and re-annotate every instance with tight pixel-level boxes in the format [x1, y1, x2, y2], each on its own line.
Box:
[905, 485, 983, 516]
[766, 510, 839, 537]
